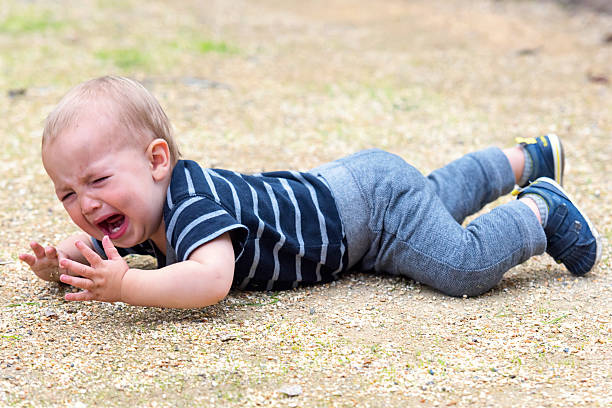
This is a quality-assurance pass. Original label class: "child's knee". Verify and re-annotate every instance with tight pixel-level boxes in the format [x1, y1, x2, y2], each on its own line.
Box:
[431, 267, 501, 298]
[435, 280, 495, 297]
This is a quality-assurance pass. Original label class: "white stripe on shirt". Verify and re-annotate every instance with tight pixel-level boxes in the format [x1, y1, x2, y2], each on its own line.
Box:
[202, 168, 220, 202]
[166, 185, 174, 210]
[184, 168, 196, 196]
[239, 179, 265, 290]
[291, 171, 328, 281]
[182, 224, 245, 261]
[280, 178, 304, 284]
[262, 180, 286, 291]
[166, 196, 204, 243]
[210, 170, 242, 223]
[175, 210, 226, 253]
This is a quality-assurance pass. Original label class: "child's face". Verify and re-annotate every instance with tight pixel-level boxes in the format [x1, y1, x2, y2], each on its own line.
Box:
[42, 111, 169, 249]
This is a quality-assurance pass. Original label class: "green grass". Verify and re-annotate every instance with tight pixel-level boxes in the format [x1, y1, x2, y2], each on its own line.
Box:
[493, 307, 514, 318]
[95, 48, 151, 69]
[168, 36, 239, 55]
[1, 334, 21, 340]
[545, 314, 568, 325]
[5, 302, 39, 307]
[0, 10, 64, 33]
[196, 40, 237, 54]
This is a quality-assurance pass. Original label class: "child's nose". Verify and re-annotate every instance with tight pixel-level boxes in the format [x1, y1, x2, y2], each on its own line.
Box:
[80, 195, 101, 214]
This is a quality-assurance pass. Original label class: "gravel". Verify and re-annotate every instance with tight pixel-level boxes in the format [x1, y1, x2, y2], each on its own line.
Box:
[1, 0, 610, 406]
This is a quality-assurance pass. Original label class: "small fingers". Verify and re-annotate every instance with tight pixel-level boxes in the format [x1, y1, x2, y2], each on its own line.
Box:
[74, 240, 103, 267]
[60, 258, 93, 278]
[45, 246, 58, 259]
[60, 274, 93, 290]
[102, 236, 121, 260]
[65, 290, 94, 302]
[19, 253, 36, 267]
[30, 242, 45, 259]
[56, 253, 71, 276]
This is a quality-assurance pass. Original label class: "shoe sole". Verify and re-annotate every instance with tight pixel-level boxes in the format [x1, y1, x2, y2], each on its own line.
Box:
[546, 133, 564, 186]
[537, 177, 602, 273]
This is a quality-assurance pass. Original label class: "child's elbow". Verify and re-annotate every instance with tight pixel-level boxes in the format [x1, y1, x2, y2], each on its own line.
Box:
[193, 260, 234, 308]
[209, 265, 233, 305]
[186, 234, 236, 308]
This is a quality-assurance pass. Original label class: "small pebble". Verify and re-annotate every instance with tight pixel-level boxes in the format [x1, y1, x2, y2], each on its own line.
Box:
[43, 309, 58, 319]
[279, 384, 302, 397]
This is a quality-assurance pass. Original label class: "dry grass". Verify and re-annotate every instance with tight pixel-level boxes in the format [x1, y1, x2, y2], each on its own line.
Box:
[0, 0, 610, 406]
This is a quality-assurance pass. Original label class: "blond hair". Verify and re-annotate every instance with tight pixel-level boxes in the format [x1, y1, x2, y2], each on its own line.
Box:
[42, 76, 180, 164]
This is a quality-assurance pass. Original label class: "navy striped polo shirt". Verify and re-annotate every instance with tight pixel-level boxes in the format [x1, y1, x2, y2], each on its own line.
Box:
[94, 159, 347, 291]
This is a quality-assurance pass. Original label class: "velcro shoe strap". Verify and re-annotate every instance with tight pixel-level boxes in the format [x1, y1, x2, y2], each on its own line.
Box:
[545, 203, 568, 234]
[549, 226, 580, 261]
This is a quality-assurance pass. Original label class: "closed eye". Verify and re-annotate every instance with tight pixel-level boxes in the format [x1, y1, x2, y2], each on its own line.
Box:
[93, 176, 110, 184]
[61, 192, 75, 201]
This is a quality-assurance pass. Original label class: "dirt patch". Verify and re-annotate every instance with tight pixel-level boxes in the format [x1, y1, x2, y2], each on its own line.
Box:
[1, 0, 610, 407]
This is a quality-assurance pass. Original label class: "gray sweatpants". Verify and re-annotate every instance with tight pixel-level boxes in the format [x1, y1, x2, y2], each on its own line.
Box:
[312, 148, 547, 297]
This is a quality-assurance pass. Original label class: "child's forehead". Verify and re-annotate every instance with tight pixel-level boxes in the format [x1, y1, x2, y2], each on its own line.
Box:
[46, 109, 145, 152]
[42, 126, 146, 177]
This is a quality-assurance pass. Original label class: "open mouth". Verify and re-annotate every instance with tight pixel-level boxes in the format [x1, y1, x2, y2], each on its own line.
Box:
[96, 214, 128, 239]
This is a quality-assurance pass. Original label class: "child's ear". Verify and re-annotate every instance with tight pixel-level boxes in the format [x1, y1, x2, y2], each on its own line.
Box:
[146, 139, 171, 182]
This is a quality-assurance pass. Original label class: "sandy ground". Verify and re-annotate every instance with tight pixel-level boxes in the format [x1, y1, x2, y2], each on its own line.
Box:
[0, 0, 611, 406]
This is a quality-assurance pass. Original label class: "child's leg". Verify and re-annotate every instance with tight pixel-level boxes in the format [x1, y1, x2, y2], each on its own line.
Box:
[381, 159, 546, 297]
[427, 134, 565, 224]
[425, 147, 518, 224]
[316, 149, 547, 297]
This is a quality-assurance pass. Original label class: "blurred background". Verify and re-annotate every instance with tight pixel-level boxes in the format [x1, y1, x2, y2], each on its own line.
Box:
[0, 1, 610, 406]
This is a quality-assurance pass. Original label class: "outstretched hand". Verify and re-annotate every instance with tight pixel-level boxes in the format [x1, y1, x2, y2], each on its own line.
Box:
[59, 236, 128, 303]
[19, 242, 68, 282]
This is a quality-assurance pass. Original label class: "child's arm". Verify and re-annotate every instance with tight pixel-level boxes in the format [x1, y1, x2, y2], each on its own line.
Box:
[19, 232, 93, 281]
[58, 233, 235, 309]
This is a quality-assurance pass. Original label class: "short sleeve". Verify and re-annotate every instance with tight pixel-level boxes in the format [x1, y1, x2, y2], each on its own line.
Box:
[165, 195, 248, 262]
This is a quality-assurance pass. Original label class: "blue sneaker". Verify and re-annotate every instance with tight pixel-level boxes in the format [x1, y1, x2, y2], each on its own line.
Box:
[517, 177, 601, 276]
[516, 134, 565, 186]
